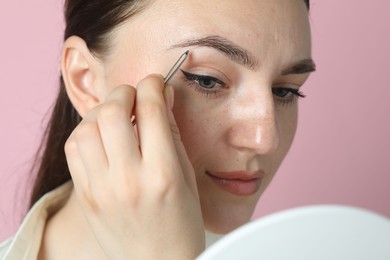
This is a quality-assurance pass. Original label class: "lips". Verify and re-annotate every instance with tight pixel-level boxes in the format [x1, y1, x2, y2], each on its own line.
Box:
[206, 170, 265, 196]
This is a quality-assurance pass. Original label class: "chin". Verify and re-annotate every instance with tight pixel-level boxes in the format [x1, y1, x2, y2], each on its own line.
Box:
[202, 202, 257, 235]
[204, 214, 252, 235]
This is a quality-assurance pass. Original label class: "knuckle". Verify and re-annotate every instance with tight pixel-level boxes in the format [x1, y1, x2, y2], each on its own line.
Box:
[137, 101, 164, 119]
[98, 101, 124, 123]
[150, 167, 178, 196]
[111, 85, 136, 102]
[115, 84, 136, 95]
[114, 183, 140, 206]
[64, 137, 78, 156]
[81, 190, 99, 212]
[78, 184, 101, 213]
[95, 191, 114, 210]
[107, 171, 142, 206]
[74, 121, 99, 140]
[84, 184, 118, 213]
[138, 74, 164, 89]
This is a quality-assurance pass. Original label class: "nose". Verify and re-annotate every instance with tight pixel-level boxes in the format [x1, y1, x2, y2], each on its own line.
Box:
[227, 89, 280, 155]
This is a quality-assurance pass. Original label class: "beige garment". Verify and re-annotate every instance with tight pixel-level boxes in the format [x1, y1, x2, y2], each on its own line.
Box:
[0, 182, 222, 259]
[0, 182, 73, 260]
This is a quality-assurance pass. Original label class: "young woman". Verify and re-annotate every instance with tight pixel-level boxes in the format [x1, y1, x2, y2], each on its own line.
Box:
[1, 0, 315, 259]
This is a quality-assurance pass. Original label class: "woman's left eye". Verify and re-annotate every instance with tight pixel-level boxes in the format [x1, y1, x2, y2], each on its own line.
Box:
[181, 70, 226, 95]
[272, 87, 306, 104]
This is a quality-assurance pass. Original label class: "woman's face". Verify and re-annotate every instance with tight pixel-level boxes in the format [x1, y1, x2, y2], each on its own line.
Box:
[97, 0, 313, 233]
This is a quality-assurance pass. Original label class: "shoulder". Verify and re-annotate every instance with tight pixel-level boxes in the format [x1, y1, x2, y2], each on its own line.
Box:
[0, 237, 13, 259]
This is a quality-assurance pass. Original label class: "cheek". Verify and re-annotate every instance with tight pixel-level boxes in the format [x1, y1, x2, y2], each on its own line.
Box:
[171, 92, 224, 168]
[172, 100, 209, 160]
[277, 105, 298, 156]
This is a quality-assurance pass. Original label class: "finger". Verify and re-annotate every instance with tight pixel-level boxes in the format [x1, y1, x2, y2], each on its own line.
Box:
[64, 133, 89, 193]
[65, 132, 104, 212]
[165, 97, 199, 197]
[135, 75, 181, 168]
[73, 111, 109, 182]
[97, 85, 141, 168]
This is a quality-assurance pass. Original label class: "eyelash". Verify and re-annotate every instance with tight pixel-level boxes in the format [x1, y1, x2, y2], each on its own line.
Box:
[272, 87, 306, 106]
[181, 69, 306, 105]
[181, 70, 226, 98]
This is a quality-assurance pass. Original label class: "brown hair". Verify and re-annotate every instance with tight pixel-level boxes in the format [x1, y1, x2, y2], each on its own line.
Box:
[29, 0, 150, 208]
[29, 0, 311, 208]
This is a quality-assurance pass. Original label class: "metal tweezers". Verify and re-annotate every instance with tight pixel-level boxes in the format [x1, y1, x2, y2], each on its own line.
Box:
[131, 50, 189, 125]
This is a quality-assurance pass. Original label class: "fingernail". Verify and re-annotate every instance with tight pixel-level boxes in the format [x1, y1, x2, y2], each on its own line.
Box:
[164, 85, 174, 110]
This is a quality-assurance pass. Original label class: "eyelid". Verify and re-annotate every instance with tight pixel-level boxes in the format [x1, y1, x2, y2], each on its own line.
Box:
[276, 87, 305, 96]
[275, 74, 309, 87]
[273, 81, 302, 88]
[273, 83, 305, 95]
[180, 70, 226, 85]
[179, 64, 231, 84]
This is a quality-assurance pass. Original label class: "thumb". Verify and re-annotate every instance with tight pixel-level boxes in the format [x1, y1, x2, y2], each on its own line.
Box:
[164, 85, 199, 198]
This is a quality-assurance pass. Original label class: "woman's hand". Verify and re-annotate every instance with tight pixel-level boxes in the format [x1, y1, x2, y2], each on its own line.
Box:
[64, 74, 205, 259]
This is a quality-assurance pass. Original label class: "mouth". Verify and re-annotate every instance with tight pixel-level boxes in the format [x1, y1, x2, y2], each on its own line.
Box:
[206, 170, 264, 196]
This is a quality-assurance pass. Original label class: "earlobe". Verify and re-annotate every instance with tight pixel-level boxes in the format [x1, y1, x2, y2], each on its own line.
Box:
[61, 36, 102, 117]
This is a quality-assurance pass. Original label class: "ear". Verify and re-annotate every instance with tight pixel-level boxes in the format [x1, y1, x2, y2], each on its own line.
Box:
[61, 36, 104, 117]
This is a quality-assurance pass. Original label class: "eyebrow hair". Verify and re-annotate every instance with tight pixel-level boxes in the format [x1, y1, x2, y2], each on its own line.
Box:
[171, 35, 259, 70]
[282, 59, 316, 75]
[171, 35, 316, 75]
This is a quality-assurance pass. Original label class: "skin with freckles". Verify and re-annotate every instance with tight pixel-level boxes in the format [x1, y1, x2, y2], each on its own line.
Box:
[101, 0, 312, 233]
[39, 0, 314, 259]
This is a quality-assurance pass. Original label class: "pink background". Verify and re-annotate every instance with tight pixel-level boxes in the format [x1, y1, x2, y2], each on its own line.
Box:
[1, 0, 389, 240]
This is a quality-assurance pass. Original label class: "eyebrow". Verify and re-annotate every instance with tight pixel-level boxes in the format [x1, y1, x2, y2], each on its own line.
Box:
[281, 59, 316, 75]
[171, 35, 259, 70]
[170, 35, 316, 75]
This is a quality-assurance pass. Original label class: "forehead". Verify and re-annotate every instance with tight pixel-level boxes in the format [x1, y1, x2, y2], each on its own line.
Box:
[147, 0, 310, 57]
[113, 0, 311, 69]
